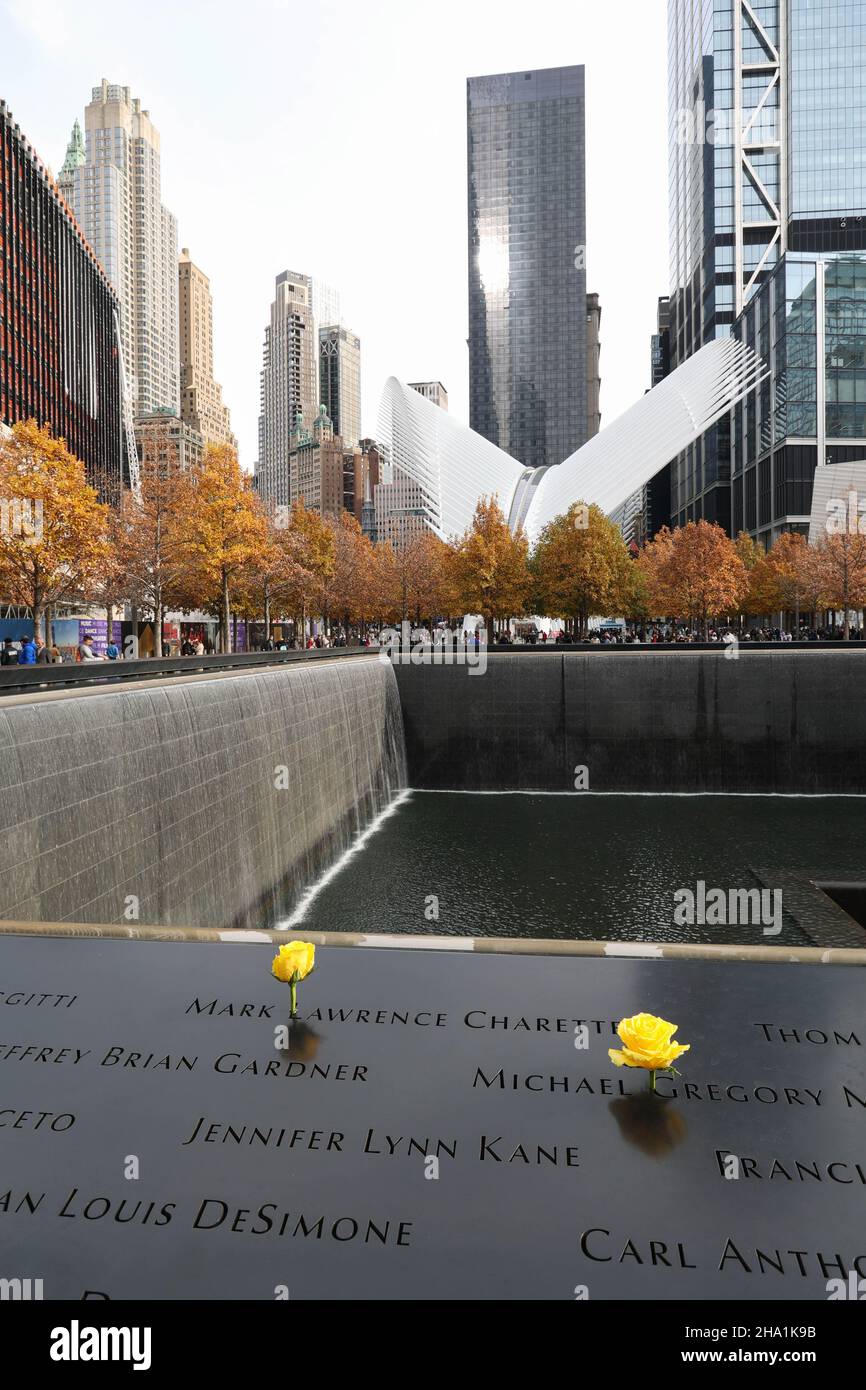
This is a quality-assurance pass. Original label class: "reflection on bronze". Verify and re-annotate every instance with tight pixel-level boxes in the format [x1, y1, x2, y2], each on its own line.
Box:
[278, 1020, 322, 1062]
[608, 1094, 687, 1158]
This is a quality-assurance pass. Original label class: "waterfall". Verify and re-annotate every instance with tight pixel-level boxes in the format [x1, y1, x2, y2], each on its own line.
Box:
[0, 657, 407, 931]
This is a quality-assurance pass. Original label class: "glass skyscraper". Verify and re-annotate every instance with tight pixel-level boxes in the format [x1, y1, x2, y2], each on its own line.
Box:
[667, 0, 866, 541]
[467, 66, 589, 471]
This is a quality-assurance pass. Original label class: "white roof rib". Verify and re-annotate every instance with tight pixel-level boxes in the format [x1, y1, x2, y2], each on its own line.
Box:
[377, 338, 768, 544]
[378, 377, 524, 541]
[524, 338, 768, 541]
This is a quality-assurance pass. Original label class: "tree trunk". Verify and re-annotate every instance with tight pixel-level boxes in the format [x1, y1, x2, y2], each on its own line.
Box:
[222, 571, 231, 653]
[154, 597, 163, 658]
[264, 584, 271, 641]
[32, 604, 45, 646]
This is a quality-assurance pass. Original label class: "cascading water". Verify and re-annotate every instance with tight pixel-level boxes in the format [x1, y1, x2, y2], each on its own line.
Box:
[0, 656, 407, 931]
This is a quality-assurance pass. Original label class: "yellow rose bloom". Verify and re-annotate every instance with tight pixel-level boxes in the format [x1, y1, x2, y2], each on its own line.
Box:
[608, 1012, 690, 1072]
[272, 941, 316, 984]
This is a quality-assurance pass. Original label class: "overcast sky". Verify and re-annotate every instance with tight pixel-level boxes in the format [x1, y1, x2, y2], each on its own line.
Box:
[3, 0, 669, 467]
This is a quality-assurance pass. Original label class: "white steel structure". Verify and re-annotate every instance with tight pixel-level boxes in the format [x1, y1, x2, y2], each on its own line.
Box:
[733, 0, 786, 315]
[377, 337, 768, 545]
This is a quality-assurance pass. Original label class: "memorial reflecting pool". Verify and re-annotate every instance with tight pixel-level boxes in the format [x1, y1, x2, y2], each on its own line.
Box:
[280, 792, 866, 946]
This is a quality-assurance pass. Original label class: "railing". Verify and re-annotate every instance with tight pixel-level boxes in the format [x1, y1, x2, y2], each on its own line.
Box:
[482, 641, 866, 652]
[0, 639, 863, 698]
[0, 646, 376, 697]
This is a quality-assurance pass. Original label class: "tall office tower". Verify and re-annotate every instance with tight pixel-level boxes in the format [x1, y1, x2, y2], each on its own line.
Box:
[319, 325, 361, 446]
[255, 271, 317, 506]
[668, 0, 866, 542]
[309, 279, 340, 337]
[409, 382, 449, 411]
[585, 294, 602, 438]
[467, 66, 588, 470]
[178, 249, 235, 450]
[0, 100, 125, 503]
[69, 81, 179, 418]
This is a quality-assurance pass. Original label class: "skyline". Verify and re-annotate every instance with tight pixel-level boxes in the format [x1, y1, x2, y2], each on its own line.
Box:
[1, 0, 668, 469]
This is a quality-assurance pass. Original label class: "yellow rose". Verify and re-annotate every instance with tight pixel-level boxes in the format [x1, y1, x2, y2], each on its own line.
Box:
[608, 1012, 690, 1072]
[272, 941, 316, 984]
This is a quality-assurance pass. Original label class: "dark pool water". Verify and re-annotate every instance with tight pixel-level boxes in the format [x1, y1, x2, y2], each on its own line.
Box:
[279, 792, 866, 947]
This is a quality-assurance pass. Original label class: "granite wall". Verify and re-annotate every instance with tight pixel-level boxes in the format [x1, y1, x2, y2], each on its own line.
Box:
[394, 650, 866, 793]
[0, 658, 406, 930]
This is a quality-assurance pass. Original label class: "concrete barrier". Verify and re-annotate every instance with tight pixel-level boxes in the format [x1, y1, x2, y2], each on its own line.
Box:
[393, 650, 866, 792]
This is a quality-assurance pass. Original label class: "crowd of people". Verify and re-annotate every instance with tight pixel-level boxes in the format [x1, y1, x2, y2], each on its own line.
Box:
[1, 620, 861, 668]
[0, 633, 122, 664]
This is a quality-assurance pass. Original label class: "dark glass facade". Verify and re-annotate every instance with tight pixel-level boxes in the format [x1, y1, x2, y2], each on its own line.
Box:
[668, 0, 866, 537]
[788, 0, 866, 251]
[467, 66, 588, 470]
[732, 251, 866, 542]
[0, 100, 125, 503]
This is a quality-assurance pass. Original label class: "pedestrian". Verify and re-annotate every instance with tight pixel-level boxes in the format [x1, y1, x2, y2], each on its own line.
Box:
[49, 642, 62, 664]
[77, 634, 101, 662]
[105, 637, 121, 660]
[17, 635, 37, 664]
[194, 639, 205, 656]
[0, 638, 17, 666]
[36, 637, 51, 663]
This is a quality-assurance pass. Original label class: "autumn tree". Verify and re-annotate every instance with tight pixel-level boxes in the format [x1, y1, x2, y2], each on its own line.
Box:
[184, 444, 268, 652]
[530, 502, 633, 638]
[741, 549, 783, 621]
[273, 500, 335, 638]
[811, 531, 866, 639]
[319, 512, 377, 638]
[620, 557, 654, 634]
[766, 531, 820, 631]
[369, 542, 402, 627]
[376, 528, 453, 626]
[232, 508, 287, 642]
[111, 466, 194, 656]
[0, 420, 110, 643]
[446, 497, 531, 640]
[405, 529, 453, 626]
[735, 531, 763, 575]
[643, 520, 746, 638]
[635, 526, 677, 620]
